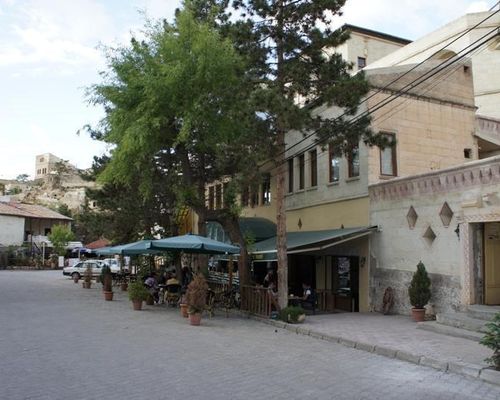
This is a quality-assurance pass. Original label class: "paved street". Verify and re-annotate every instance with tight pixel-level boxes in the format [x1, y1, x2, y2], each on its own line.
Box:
[0, 271, 499, 400]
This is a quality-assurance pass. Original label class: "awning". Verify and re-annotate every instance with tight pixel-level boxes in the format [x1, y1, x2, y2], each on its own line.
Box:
[249, 226, 378, 261]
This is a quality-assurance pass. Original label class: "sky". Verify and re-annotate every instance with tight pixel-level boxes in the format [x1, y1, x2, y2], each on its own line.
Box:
[0, 0, 497, 180]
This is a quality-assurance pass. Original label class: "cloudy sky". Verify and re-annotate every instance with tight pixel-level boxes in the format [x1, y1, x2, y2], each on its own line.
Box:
[0, 0, 496, 180]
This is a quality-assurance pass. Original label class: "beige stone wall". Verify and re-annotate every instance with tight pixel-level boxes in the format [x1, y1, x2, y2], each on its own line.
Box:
[369, 156, 500, 313]
[286, 196, 369, 233]
[366, 65, 477, 185]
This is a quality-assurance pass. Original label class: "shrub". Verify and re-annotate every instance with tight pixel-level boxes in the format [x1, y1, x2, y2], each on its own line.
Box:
[279, 306, 305, 323]
[186, 274, 208, 314]
[480, 312, 500, 371]
[84, 265, 92, 283]
[128, 281, 149, 301]
[408, 261, 431, 309]
[101, 265, 113, 292]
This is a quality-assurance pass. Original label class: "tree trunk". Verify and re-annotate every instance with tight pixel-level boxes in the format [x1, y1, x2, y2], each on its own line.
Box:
[275, 0, 289, 310]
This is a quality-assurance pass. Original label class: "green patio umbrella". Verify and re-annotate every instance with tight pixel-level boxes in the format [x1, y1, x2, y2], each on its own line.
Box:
[95, 240, 162, 256]
[150, 234, 240, 255]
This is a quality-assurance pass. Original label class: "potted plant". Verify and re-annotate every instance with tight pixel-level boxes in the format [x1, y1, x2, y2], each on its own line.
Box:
[101, 265, 113, 301]
[279, 306, 306, 324]
[408, 261, 431, 322]
[480, 312, 500, 371]
[128, 281, 149, 310]
[82, 265, 92, 289]
[186, 274, 208, 325]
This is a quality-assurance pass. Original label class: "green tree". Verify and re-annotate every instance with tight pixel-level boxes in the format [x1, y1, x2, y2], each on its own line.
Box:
[86, 9, 263, 281]
[190, 0, 380, 307]
[408, 261, 431, 309]
[48, 224, 75, 256]
[16, 174, 29, 182]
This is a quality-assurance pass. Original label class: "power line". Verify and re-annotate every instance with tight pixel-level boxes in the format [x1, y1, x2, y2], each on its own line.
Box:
[263, 29, 497, 183]
[282, 25, 500, 166]
[262, 9, 500, 168]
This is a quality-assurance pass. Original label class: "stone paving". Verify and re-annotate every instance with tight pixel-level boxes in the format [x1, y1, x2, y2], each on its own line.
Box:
[1, 270, 500, 400]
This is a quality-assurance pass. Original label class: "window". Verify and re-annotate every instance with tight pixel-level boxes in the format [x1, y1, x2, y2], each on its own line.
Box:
[298, 154, 305, 190]
[348, 146, 359, 178]
[208, 186, 215, 210]
[288, 159, 294, 193]
[357, 57, 366, 69]
[261, 173, 271, 205]
[222, 182, 229, 208]
[250, 185, 259, 208]
[309, 149, 317, 187]
[215, 184, 222, 210]
[241, 186, 249, 207]
[379, 133, 397, 176]
[328, 144, 340, 183]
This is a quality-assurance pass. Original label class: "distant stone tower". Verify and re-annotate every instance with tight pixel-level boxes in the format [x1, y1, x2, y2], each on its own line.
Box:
[35, 153, 62, 180]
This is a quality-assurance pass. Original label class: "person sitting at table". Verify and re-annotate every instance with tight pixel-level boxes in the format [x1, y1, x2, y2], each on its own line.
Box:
[263, 268, 277, 288]
[300, 282, 316, 314]
[144, 273, 159, 303]
[165, 273, 181, 305]
[267, 281, 280, 312]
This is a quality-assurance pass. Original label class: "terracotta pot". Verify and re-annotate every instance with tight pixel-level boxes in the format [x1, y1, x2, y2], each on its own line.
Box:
[180, 303, 189, 318]
[132, 299, 143, 310]
[104, 291, 113, 301]
[189, 312, 202, 326]
[82, 282, 91, 289]
[120, 283, 128, 291]
[73, 277, 79, 284]
[145, 295, 155, 305]
[411, 307, 426, 322]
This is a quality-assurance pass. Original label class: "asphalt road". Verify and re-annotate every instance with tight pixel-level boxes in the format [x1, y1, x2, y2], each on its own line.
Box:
[0, 270, 499, 400]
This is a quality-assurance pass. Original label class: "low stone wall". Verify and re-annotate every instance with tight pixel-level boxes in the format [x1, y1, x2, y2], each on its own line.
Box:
[370, 267, 462, 315]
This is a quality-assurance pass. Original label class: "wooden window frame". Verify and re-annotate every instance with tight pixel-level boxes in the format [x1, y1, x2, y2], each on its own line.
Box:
[298, 153, 305, 190]
[328, 144, 340, 183]
[309, 149, 317, 187]
[347, 145, 360, 178]
[379, 133, 397, 177]
[288, 158, 294, 193]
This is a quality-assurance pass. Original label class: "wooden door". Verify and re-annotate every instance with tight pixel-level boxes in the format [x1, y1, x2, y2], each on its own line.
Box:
[484, 223, 500, 305]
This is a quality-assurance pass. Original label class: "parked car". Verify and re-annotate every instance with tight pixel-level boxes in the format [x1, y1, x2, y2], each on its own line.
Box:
[101, 258, 129, 274]
[63, 260, 105, 279]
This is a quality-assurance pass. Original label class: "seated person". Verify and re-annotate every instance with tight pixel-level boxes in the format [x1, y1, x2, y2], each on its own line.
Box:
[300, 282, 316, 314]
[144, 273, 159, 303]
[165, 273, 181, 305]
[267, 281, 280, 312]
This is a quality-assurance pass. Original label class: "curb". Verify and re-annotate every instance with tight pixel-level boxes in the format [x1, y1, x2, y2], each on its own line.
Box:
[234, 310, 500, 387]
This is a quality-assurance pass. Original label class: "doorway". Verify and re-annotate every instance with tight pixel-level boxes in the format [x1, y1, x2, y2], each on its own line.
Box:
[484, 223, 500, 305]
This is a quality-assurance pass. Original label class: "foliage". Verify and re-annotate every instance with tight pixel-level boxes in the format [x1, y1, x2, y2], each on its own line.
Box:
[84, 265, 93, 283]
[279, 306, 305, 323]
[408, 261, 431, 309]
[16, 174, 29, 183]
[0, 183, 5, 195]
[48, 224, 75, 255]
[101, 265, 113, 292]
[128, 281, 150, 301]
[186, 274, 208, 314]
[57, 204, 72, 218]
[480, 312, 500, 370]
[9, 186, 21, 195]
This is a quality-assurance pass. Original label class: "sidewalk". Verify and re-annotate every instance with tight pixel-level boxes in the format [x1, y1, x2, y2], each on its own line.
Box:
[250, 312, 500, 386]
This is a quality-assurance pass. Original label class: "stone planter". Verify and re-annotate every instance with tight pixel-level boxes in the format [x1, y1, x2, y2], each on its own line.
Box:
[132, 299, 143, 310]
[189, 312, 202, 326]
[411, 307, 426, 322]
[103, 291, 113, 301]
[120, 282, 128, 291]
[82, 281, 91, 289]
